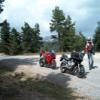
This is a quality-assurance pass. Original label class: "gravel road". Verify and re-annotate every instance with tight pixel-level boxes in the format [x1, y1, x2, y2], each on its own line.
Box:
[0, 53, 100, 100]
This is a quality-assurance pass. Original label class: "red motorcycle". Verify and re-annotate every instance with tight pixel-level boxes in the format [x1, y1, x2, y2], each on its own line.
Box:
[39, 52, 56, 69]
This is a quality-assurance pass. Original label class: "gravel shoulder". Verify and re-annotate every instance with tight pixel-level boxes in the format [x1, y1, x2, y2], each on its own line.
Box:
[0, 53, 100, 99]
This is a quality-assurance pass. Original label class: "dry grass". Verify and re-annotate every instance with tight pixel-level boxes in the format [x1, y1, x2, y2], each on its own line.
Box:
[0, 67, 85, 100]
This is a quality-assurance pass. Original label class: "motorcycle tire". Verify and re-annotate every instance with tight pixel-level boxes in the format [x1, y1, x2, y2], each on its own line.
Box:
[52, 61, 57, 69]
[73, 65, 85, 78]
[39, 58, 45, 67]
[60, 63, 67, 73]
[78, 65, 85, 78]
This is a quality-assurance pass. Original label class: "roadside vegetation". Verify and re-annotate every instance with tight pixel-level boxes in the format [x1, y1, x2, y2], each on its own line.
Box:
[0, 67, 85, 100]
[0, 0, 100, 55]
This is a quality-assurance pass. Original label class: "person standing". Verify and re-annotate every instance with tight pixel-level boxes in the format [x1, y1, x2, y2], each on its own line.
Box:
[85, 37, 95, 70]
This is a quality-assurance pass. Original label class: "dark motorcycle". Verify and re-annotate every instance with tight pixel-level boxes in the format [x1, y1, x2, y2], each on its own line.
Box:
[60, 52, 85, 78]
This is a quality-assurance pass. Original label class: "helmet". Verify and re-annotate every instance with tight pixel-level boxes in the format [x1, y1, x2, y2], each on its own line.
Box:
[51, 50, 55, 54]
[87, 37, 92, 42]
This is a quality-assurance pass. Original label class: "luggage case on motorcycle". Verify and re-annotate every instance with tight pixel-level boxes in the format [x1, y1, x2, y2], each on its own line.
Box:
[71, 52, 83, 62]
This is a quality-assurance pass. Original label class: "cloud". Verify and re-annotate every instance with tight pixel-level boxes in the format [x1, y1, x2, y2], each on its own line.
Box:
[0, 0, 99, 37]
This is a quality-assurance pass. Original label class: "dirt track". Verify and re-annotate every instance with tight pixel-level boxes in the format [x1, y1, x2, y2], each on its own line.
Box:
[0, 53, 100, 100]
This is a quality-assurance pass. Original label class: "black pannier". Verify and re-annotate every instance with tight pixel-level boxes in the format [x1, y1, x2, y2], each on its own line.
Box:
[71, 52, 83, 62]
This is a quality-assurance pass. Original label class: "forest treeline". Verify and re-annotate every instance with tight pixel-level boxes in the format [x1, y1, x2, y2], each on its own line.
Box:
[0, 1, 100, 55]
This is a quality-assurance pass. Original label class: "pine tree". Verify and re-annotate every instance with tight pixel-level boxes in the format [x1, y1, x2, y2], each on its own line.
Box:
[33, 23, 43, 52]
[0, 0, 4, 14]
[9, 28, 22, 55]
[0, 20, 11, 54]
[62, 15, 76, 51]
[0, 0, 5, 52]
[21, 22, 42, 53]
[50, 6, 66, 51]
[50, 6, 86, 52]
[21, 22, 33, 53]
[50, 7, 76, 51]
[94, 22, 100, 51]
[0, 0, 5, 26]
[74, 32, 86, 51]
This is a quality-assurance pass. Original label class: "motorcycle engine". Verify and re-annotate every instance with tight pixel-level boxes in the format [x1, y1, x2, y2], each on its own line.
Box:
[67, 60, 75, 69]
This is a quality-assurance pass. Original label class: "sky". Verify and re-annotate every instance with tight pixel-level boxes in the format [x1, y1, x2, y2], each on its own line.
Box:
[0, 0, 100, 37]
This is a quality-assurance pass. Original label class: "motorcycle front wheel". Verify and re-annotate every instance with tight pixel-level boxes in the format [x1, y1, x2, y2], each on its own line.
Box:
[60, 63, 67, 73]
[39, 58, 45, 67]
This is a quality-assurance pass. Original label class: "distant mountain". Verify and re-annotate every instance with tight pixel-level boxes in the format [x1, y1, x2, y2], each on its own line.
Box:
[43, 36, 52, 42]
